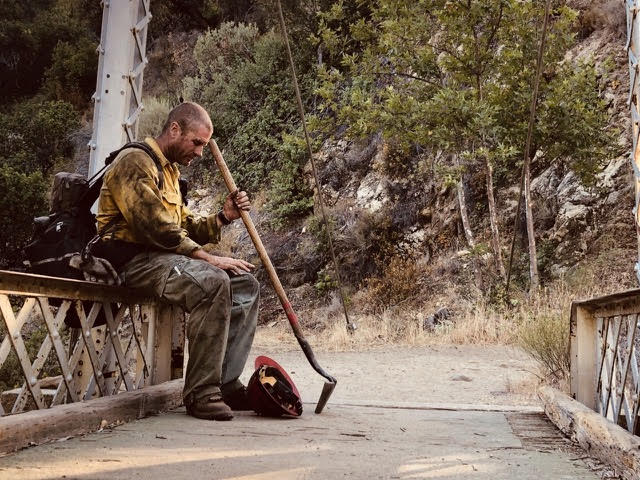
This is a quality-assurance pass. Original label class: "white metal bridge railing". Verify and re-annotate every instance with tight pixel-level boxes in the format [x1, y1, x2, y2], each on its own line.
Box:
[571, 290, 640, 435]
[0, 270, 184, 417]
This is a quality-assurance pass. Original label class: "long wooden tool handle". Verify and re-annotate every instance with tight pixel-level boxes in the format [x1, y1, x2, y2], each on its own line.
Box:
[208, 140, 336, 386]
[208, 140, 295, 322]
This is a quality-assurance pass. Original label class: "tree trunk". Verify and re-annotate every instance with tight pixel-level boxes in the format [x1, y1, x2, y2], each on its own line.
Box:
[457, 174, 483, 289]
[523, 154, 539, 291]
[485, 158, 506, 280]
[457, 178, 475, 249]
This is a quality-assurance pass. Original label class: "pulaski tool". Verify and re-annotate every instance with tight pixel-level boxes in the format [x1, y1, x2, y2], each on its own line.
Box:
[209, 139, 337, 414]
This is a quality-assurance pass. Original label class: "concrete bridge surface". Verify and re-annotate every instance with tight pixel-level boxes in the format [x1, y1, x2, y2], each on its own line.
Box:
[0, 345, 603, 479]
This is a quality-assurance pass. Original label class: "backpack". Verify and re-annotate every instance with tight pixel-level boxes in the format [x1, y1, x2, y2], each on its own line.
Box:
[24, 141, 163, 327]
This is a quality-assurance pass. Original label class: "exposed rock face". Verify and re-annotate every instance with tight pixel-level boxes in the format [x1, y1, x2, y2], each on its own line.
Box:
[522, 151, 633, 276]
[530, 166, 593, 274]
[179, 5, 635, 295]
[355, 171, 389, 213]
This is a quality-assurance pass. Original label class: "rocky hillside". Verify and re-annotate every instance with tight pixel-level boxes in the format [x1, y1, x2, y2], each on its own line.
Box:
[5, 1, 626, 328]
[172, 2, 634, 326]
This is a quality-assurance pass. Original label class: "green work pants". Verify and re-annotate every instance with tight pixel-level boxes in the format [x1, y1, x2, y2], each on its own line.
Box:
[122, 251, 259, 401]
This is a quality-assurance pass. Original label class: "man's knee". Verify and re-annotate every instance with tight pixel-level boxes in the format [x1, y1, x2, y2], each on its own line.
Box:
[197, 266, 231, 298]
[232, 273, 260, 306]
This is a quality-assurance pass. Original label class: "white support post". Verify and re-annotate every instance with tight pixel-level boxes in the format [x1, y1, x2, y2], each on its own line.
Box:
[153, 305, 174, 385]
[571, 306, 598, 410]
[88, 0, 151, 180]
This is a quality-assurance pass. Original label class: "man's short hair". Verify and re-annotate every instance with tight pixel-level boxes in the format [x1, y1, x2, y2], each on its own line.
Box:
[161, 102, 212, 135]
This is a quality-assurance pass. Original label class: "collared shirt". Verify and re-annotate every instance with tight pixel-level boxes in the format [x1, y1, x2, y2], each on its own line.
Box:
[96, 137, 220, 256]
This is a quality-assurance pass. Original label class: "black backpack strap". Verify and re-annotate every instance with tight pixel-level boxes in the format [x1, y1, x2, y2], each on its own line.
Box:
[83, 213, 121, 261]
[101, 141, 164, 189]
[179, 177, 189, 206]
[80, 141, 165, 211]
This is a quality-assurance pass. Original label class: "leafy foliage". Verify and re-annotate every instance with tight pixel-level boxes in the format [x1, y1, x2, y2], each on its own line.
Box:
[266, 133, 314, 227]
[315, 0, 615, 189]
[0, 99, 80, 175]
[0, 0, 100, 102]
[0, 165, 48, 268]
[44, 40, 98, 109]
[183, 22, 314, 224]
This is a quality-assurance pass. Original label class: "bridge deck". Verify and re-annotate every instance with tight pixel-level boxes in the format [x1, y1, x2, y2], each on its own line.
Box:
[0, 346, 602, 479]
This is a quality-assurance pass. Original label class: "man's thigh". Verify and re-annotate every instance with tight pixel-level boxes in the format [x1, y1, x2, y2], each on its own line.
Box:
[122, 251, 182, 294]
[123, 252, 230, 311]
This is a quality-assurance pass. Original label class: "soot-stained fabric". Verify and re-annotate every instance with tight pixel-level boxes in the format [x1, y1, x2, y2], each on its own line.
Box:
[96, 137, 220, 255]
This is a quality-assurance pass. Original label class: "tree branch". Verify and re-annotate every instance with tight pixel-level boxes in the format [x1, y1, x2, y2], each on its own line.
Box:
[370, 71, 440, 87]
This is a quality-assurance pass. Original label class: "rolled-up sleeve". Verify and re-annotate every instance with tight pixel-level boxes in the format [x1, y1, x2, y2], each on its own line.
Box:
[182, 206, 221, 246]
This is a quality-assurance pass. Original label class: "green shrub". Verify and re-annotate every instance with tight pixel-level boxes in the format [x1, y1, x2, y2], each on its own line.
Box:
[267, 132, 314, 227]
[43, 39, 98, 108]
[0, 165, 48, 268]
[517, 314, 570, 379]
[184, 23, 295, 187]
[0, 1, 100, 101]
[0, 99, 80, 174]
[183, 22, 315, 225]
[314, 268, 337, 293]
[138, 96, 173, 138]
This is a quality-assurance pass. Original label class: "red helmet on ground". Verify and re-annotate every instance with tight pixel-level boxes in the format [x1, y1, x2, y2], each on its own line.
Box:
[247, 356, 303, 417]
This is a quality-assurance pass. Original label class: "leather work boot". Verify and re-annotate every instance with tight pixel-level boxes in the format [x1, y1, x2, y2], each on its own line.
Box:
[185, 394, 233, 421]
[223, 385, 252, 411]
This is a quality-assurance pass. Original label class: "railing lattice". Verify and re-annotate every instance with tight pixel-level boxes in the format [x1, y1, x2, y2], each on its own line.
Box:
[595, 312, 640, 434]
[0, 271, 183, 417]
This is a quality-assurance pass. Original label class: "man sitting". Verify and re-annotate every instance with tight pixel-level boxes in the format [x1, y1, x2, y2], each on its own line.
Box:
[95, 102, 258, 421]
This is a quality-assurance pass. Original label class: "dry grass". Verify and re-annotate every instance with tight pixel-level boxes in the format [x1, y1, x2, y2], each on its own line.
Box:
[433, 296, 516, 345]
[252, 277, 583, 390]
[255, 244, 637, 382]
[254, 308, 428, 352]
[361, 255, 425, 313]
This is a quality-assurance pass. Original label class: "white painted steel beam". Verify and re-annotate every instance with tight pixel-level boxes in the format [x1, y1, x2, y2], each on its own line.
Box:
[88, 0, 151, 179]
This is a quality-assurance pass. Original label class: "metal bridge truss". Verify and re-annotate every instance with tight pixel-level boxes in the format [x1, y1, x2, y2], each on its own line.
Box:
[595, 313, 640, 434]
[88, 0, 151, 178]
[0, 271, 184, 416]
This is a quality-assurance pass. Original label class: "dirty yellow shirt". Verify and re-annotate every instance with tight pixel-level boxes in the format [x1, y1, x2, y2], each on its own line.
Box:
[96, 137, 220, 256]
